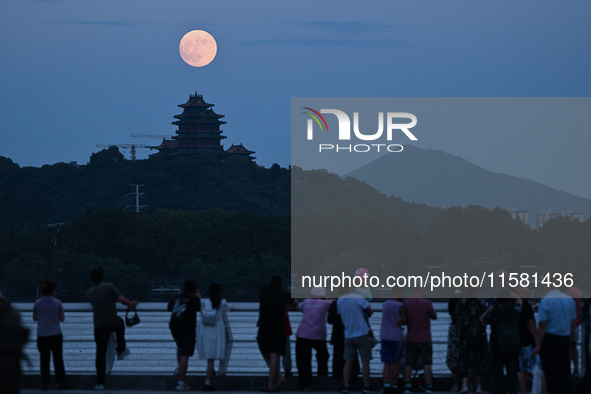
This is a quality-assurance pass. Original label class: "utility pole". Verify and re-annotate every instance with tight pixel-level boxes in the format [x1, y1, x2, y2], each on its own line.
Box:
[126, 184, 147, 213]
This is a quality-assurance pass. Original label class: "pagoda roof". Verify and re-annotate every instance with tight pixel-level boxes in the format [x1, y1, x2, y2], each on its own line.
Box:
[179, 92, 215, 108]
[172, 133, 227, 140]
[226, 143, 255, 155]
[174, 111, 224, 118]
[153, 139, 179, 150]
[173, 113, 226, 123]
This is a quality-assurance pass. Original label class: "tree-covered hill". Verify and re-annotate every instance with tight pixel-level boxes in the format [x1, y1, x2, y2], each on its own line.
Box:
[292, 166, 438, 231]
[0, 147, 290, 233]
[346, 145, 591, 226]
[1, 152, 590, 301]
[0, 208, 290, 301]
[291, 167, 591, 296]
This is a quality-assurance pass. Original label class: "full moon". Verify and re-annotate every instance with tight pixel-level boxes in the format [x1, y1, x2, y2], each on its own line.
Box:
[179, 30, 217, 67]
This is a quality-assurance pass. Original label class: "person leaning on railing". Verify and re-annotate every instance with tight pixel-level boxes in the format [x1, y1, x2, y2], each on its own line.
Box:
[85, 267, 139, 390]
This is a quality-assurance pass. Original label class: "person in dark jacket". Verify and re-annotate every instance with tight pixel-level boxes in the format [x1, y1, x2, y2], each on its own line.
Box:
[168, 279, 201, 391]
[257, 275, 298, 392]
[0, 288, 29, 394]
[483, 289, 522, 394]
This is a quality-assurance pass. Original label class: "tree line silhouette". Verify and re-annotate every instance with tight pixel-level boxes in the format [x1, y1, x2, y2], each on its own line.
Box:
[0, 150, 589, 300]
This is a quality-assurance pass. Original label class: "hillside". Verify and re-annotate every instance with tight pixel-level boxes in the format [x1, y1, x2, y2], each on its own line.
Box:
[291, 166, 438, 231]
[345, 145, 591, 225]
[0, 147, 290, 232]
[1, 154, 590, 299]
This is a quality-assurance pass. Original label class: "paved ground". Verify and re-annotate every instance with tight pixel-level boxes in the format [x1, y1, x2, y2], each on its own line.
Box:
[19, 374, 457, 393]
[22, 391, 458, 394]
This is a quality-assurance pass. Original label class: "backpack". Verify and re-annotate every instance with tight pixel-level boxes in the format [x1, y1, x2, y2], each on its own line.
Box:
[201, 299, 217, 326]
[494, 304, 521, 356]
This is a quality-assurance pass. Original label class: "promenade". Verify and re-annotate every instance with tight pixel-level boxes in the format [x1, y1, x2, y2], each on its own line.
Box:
[19, 374, 456, 393]
[21, 391, 458, 394]
[13, 303, 587, 393]
[14, 302, 452, 378]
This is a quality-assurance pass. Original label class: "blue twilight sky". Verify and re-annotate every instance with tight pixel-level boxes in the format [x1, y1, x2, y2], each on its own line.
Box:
[1, 1, 590, 199]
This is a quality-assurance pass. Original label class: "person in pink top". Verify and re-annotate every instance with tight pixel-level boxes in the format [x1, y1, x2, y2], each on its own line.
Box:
[295, 286, 333, 391]
[402, 289, 437, 393]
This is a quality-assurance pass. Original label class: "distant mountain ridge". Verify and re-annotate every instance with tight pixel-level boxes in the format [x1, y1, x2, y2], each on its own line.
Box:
[345, 145, 591, 225]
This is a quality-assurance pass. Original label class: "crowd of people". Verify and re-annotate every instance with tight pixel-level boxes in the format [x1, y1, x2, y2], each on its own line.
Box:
[0, 269, 587, 394]
[255, 273, 585, 394]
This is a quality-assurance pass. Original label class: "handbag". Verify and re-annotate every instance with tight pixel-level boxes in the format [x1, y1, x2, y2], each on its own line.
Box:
[125, 306, 141, 327]
[366, 316, 379, 348]
[201, 299, 217, 326]
[531, 356, 543, 394]
[368, 328, 380, 348]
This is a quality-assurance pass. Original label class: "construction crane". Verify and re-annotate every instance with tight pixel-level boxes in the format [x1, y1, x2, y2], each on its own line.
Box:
[95, 144, 153, 161]
[131, 133, 175, 139]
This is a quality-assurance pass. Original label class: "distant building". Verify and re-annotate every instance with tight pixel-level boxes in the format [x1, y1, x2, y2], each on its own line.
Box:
[560, 209, 585, 222]
[572, 212, 585, 222]
[535, 208, 584, 229]
[506, 208, 530, 226]
[151, 92, 255, 159]
[536, 208, 558, 229]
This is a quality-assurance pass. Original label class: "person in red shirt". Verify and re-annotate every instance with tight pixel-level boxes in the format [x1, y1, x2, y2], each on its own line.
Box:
[402, 289, 437, 393]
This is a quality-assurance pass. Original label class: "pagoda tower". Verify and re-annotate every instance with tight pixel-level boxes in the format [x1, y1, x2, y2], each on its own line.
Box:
[152, 93, 254, 159]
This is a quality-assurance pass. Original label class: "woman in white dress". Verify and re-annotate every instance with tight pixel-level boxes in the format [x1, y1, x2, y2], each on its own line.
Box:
[197, 281, 230, 391]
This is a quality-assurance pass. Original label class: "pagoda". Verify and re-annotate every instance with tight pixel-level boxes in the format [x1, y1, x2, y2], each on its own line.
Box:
[151, 93, 255, 159]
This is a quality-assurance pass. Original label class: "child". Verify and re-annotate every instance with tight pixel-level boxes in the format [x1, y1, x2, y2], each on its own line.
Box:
[380, 289, 405, 393]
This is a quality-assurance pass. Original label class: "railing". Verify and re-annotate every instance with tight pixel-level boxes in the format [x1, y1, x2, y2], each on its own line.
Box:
[13, 302, 453, 377]
[13, 302, 586, 378]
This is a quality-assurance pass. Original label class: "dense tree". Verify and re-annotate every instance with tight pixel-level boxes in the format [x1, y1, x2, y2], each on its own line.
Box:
[292, 207, 424, 280]
[180, 253, 289, 301]
[0, 207, 289, 300]
[538, 216, 591, 285]
[88, 146, 125, 167]
[423, 205, 540, 275]
[0, 158, 589, 300]
[0, 150, 290, 233]
[3, 253, 51, 298]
